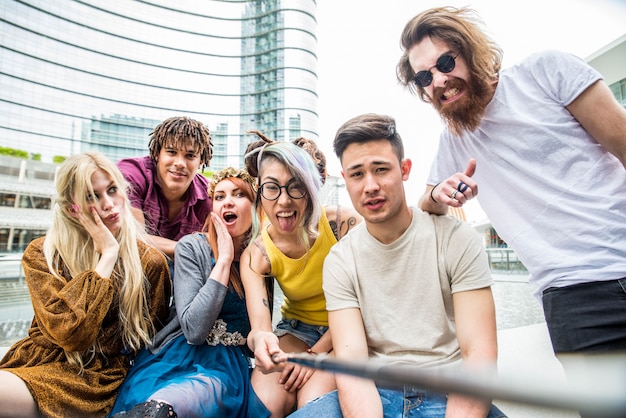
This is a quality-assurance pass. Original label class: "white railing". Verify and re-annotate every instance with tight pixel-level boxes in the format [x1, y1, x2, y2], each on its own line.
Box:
[486, 248, 527, 273]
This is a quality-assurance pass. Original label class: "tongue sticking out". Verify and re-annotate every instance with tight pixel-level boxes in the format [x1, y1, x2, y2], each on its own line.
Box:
[277, 212, 297, 233]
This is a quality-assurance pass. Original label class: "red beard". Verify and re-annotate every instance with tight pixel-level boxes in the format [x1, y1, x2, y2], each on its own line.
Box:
[433, 76, 494, 136]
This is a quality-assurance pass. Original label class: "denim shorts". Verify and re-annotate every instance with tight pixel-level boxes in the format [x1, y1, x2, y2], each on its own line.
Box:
[288, 387, 508, 418]
[274, 318, 328, 348]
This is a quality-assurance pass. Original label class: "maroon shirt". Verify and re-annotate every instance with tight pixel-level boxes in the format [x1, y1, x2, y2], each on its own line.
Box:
[117, 156, 212, 241]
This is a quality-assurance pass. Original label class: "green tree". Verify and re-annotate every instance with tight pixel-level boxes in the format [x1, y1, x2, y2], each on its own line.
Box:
[0, 146, 28, 159]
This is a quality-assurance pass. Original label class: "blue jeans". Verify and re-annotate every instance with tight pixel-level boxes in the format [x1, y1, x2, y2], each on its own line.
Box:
[274, 318, 328, 348]
[542, 278, 626, 353]
[288, 387, 507, 417]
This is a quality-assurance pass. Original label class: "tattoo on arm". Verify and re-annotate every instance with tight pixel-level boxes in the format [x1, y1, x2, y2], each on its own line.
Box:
[342, 216, 358, 234]
[330, 221, 339, 240]
[331, 216, 358, 240]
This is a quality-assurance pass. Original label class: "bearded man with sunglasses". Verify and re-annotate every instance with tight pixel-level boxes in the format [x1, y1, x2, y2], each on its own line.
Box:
[397, 6, 626, 358]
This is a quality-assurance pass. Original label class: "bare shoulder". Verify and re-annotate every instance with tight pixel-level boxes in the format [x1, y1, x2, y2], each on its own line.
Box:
[242, 236, 271, 275]
[326, 205, 362, 240]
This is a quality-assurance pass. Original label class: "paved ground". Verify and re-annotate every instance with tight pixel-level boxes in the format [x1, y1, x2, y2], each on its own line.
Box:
[490, 273, 545, 330]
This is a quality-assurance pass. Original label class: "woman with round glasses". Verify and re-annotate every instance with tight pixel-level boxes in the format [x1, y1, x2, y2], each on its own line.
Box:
[241, 141, 361, 417]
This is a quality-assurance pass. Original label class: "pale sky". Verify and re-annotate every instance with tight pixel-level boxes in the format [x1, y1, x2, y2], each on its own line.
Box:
[314, 0, 626, 222]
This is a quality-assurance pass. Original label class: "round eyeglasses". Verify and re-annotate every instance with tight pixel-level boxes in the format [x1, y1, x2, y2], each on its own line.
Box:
[259, 181, 306, 201]
[412, 52, 460, 88]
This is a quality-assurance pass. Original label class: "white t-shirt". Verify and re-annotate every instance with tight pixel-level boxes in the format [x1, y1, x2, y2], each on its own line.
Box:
[428, 50, 626, 297]
[323, 207, 492, 368]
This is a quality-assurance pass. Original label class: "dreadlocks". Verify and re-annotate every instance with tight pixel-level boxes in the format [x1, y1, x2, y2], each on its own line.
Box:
[244, 130, 274, 178]
[292, 136, 327, 184]
[148, 116, 213, 168]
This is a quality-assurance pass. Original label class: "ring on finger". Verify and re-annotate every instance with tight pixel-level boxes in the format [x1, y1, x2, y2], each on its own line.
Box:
[457, 181, 469, 193]
[450, 189, 459, 199]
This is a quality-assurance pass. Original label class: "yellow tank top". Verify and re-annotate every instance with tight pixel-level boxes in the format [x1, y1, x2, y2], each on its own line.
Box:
[261, 208, 337, 325]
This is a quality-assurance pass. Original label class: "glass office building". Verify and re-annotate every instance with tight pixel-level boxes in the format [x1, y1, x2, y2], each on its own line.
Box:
[587, 33, 626, 109]
[0, 0, 318, 169]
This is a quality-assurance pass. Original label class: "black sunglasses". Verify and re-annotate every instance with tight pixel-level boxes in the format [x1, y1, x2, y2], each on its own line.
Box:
[413, 52, 460, 88]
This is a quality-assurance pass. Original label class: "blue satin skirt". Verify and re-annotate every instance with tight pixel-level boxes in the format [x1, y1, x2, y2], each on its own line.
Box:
[109, 334, 270, 418]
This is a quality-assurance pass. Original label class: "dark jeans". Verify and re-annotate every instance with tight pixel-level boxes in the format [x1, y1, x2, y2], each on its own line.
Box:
[542, 278, 626, 353]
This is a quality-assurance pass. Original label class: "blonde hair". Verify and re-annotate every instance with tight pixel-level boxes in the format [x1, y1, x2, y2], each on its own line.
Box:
[45, 152, 155, 370]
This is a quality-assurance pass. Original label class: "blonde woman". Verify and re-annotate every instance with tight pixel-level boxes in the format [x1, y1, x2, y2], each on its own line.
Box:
[0, 152, 171, 418]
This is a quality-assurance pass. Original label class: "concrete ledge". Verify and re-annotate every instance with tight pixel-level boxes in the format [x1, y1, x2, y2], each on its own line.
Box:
[494, 323, 579, 417]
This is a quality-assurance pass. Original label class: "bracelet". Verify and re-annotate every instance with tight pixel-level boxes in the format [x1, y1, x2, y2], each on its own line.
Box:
[306, 348, 316, 354]
[430, 182, 441, 203]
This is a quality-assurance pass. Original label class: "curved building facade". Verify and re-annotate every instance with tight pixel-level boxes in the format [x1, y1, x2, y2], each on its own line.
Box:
[0, 0, 318, 169]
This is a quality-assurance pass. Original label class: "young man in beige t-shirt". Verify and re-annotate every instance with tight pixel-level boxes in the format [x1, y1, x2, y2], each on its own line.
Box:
[291, 113, 505, 418]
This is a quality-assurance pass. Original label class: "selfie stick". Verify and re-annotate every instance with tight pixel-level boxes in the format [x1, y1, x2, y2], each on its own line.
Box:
[277, 352, 626, 417]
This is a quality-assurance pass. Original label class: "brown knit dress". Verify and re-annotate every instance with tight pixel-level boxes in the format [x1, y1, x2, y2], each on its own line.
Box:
[0, 237, 171, 418]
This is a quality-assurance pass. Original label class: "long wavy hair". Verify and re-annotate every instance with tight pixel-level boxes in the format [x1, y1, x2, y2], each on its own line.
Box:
[45, 152, 155, 371]
[203, 170, 257, 298]
[396, 6, 502, 103]
[245, 142, 323, 260]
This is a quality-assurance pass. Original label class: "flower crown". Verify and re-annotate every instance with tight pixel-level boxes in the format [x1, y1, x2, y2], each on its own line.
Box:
[208, 167, 257, 196]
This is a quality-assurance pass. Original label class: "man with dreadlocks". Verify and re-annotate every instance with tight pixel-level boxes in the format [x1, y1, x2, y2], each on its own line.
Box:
[118, 116, 214, 262]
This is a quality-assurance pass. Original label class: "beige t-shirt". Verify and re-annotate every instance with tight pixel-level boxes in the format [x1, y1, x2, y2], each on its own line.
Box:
[323, 207, 492, 368]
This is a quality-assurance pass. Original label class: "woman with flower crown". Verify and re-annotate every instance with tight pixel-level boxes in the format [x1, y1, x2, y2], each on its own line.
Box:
[109, 167, 270, 418]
